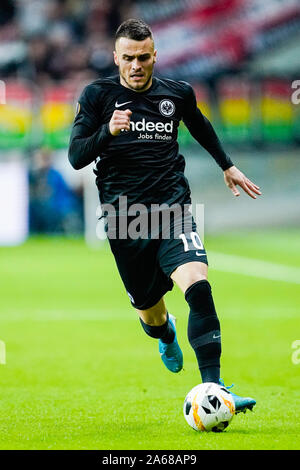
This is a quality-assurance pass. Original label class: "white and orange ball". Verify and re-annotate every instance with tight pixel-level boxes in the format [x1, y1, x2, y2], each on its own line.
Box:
[183, 382, 235, 432]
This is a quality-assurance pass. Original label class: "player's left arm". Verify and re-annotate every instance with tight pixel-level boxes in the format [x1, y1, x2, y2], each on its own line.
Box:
[181, 83, 261, 199]
[223, 165, 261, 199]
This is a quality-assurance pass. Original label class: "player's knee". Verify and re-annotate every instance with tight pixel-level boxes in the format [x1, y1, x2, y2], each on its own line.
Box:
[184, 273, 208, 293]
[172, 262, 208, 293]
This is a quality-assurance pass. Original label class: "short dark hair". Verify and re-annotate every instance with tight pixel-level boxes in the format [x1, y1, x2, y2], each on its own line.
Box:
[115, 18, 153, 42]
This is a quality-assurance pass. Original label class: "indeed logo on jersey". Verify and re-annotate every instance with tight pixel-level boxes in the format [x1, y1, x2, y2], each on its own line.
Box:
[130, 118, 173, 133]
[129, 118, 173, 141]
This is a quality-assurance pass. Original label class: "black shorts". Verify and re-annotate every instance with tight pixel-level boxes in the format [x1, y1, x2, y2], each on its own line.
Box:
[106, 207, 208, 310]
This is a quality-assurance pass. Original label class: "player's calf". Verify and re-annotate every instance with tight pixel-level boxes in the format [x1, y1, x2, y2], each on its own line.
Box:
[139, 312, 175, 343]
[185, 280, 221, 384]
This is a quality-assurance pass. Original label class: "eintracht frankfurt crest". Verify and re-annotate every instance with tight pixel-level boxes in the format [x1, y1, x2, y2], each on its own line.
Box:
[159, 99, 175, 117]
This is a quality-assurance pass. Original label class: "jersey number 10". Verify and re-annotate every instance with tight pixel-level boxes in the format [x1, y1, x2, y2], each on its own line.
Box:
[179, 232, 204, 252]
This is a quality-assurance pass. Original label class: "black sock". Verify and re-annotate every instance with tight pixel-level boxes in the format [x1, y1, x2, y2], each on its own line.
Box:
[139, 312, 175, 344]
[185, 280, 221, 384]
[200, 366, 220, 384]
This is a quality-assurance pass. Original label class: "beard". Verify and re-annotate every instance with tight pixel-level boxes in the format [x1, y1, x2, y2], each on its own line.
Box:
[120, 71, 153, 92]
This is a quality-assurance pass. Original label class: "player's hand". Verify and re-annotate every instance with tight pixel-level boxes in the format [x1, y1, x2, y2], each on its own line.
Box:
[109, 109, 132, 136]
[224, 165, 262, 199]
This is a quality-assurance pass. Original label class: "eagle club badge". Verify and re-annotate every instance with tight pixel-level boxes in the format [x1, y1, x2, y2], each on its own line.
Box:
[159, 99, 175, 117]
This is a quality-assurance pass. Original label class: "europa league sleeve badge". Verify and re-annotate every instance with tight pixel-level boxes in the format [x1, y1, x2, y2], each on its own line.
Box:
[75, 102, 80, 117]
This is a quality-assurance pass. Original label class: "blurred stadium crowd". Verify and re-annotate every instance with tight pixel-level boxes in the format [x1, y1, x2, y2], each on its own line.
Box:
[1, 0, 300, 85]
[0, 0, 299, 240]
[0, 0, 138, 86]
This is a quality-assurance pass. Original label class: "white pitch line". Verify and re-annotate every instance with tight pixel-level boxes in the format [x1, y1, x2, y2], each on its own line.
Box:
[0, 309, 136, 322]
[209, 251, 300, 285]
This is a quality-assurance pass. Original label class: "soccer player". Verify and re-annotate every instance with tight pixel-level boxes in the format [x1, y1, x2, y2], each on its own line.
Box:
[68, 19, 260, 413]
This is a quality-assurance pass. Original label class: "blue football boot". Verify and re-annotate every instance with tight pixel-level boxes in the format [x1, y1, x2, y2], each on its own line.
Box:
[219, 379, 256, 414]
[159, 314, 183, 373]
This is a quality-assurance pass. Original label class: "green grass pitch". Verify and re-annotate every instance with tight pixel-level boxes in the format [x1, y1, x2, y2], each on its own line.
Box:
[0, 229, 299, 450]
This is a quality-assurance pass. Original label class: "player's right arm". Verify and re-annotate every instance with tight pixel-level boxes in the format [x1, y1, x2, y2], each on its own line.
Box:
[68, 84, 131, 170]
[109, 109, 132, 136]
[68, 84, 111, 170]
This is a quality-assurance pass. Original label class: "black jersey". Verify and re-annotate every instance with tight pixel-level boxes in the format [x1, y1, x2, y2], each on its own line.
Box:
[68, 75, 233, 210]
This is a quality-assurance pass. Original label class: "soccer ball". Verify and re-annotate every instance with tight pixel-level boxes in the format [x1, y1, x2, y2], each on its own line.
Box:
[183, 382, 235, 432]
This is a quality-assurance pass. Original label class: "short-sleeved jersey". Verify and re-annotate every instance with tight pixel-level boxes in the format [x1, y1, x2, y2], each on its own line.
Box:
[69, 75, 233, 211]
